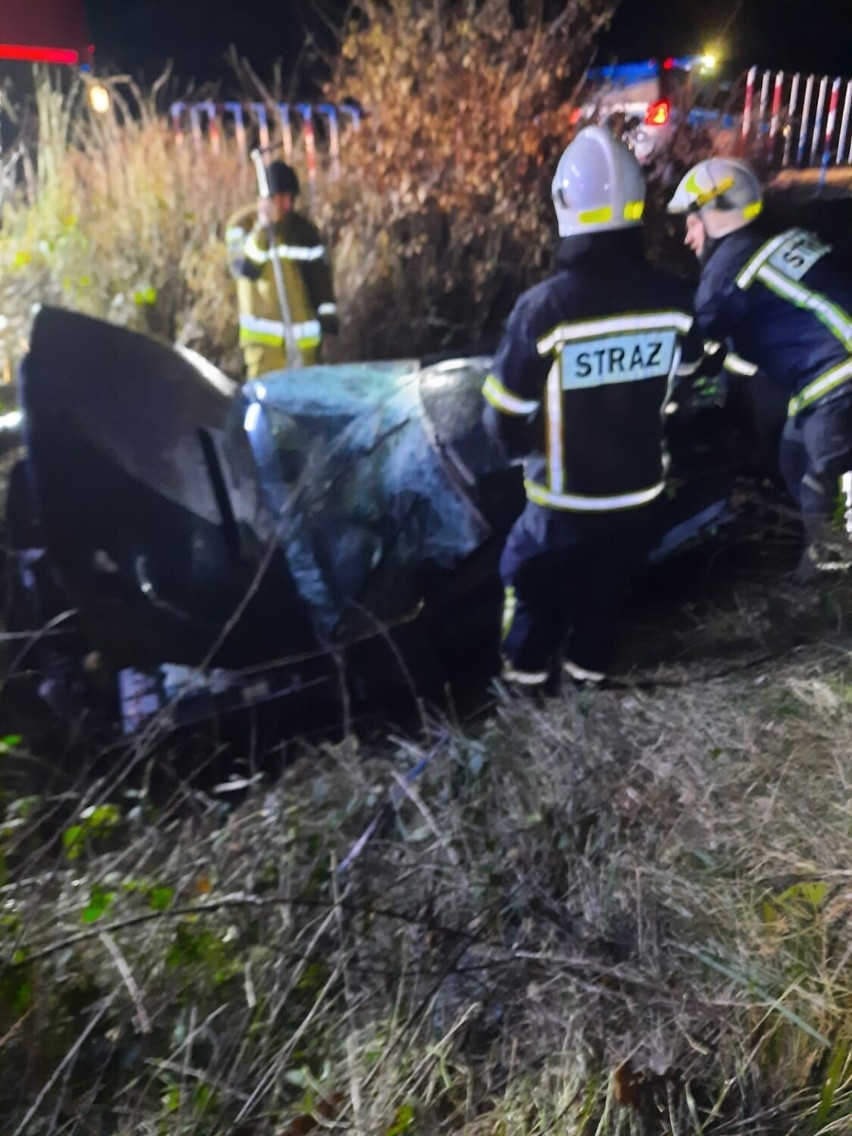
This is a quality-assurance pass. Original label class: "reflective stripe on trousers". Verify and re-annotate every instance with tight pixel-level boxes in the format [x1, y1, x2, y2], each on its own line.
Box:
[523, 478, 666, 512]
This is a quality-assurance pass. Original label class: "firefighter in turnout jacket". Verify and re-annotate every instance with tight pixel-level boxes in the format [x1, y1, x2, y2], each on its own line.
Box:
[483, 127, 706, 691]
[226, 161, 338, 379]
[668, 157, 852, 577]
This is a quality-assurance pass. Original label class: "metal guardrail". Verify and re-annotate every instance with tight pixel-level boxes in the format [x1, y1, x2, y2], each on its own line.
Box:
[743, 66, 852, 170]
[171, 68, 852, 185]
[168, 100, 362, 184]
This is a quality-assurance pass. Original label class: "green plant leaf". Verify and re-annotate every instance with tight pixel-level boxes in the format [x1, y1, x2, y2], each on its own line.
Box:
[386, 1102, 416, 1135]
[696, 950, 830, 1047]
[80, 803, 120, 830]
[817, 1038, 851, 1125]
[63, 825, 85, 860]
[82, 886, 116, 924]
[148, 886, 175, 911]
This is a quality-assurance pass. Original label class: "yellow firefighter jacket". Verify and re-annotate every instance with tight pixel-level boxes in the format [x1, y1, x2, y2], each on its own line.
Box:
[225, 204, 338, 378]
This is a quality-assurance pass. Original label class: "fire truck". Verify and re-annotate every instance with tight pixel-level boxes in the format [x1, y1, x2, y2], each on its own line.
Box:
[1, 0, 93, 68]
[1, 0, 96, 174]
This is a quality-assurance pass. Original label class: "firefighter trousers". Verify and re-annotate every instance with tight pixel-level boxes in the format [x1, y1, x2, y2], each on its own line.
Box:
[499, 501, 659, 679]
[242, 341, 320, 380]
[778, 385, 852, 541]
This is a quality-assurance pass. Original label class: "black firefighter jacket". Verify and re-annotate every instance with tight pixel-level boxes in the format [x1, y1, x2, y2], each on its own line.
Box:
[483, 229, 705, 512]
[694, 225, 852, 417]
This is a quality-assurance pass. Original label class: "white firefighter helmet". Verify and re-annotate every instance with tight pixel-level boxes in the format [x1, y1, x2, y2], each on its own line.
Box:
[551, 126, 646, 238]
[667, 157, 763, 238]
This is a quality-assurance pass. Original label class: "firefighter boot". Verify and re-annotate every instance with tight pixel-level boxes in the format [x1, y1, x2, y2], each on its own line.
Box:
[793, 518, 852, 583]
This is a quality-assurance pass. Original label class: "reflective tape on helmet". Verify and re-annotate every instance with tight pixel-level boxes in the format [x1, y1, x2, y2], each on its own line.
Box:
[482, 374, 540, 416]
[684, 170, 735, 209]
[575, 197, 643, 225]
[577, 206, 613, 226]
[524, 478, 665, 512]
[788, 358, 852, 417]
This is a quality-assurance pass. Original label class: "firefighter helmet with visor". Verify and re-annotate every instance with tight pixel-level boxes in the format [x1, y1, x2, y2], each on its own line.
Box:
[667, 157, 763, 238]
[551, 126, 646, 238]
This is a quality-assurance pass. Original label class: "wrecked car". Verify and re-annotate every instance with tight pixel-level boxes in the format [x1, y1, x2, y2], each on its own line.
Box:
[1, 307, 776, 738]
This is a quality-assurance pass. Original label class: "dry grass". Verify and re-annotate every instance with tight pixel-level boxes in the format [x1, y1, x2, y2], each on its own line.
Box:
[2, 12, 851, 1133]
[1, 566, 852, 1134]
[0, 70, 253, 381]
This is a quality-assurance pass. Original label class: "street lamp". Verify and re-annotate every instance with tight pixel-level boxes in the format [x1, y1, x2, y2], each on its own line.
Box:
[88, 84, 111, 115]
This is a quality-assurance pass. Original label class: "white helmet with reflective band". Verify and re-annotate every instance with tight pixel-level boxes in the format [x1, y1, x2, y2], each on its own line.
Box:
[667, 157, 763, 238]
[551, 126, 646, 238]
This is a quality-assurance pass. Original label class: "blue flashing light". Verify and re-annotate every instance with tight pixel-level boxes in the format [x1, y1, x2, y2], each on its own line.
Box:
[587, 60, 659, 84]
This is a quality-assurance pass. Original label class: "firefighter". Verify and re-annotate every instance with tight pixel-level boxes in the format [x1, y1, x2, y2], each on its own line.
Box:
[483, 126, 706, 693]
[226, 160, 338, 379]
[667, 157, 852, 578]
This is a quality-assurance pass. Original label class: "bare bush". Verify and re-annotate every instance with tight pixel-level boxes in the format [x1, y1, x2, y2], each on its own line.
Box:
[317, 0, 619, 359]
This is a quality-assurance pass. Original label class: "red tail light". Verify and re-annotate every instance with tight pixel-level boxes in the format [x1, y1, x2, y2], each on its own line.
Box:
[645, 99, 671, 126]
[0, 43, 79, 63]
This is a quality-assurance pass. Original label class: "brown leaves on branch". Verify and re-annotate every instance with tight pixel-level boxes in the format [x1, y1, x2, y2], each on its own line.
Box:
[318, 0, 618, 358]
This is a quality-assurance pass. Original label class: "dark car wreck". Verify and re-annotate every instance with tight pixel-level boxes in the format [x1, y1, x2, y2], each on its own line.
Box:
[2, 307, 779, 739]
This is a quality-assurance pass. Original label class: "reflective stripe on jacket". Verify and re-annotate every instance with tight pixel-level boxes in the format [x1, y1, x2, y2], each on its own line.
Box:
[238, 314, 322, 350]
[694, 226, 852, 417]
[482, 229, 704, 512]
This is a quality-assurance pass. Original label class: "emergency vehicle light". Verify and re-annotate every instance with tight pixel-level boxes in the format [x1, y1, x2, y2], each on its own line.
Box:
[0, 43, 80, 64]
[645, 99, 671, 126]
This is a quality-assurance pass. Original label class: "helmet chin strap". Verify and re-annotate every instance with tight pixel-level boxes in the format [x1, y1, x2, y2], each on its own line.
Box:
[698, 233, 719, 267]
[696, 207, 734, 264]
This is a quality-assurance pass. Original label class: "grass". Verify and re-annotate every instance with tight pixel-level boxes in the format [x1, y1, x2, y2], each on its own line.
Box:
[1, 561, 852, 1134]
[1, 6, 852, 1130]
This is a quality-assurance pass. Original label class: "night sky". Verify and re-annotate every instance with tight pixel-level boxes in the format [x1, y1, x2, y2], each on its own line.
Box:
[82, 0, 852, 87]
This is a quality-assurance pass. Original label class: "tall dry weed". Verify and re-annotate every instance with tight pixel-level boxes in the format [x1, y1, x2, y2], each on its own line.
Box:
[0, 70, 252, 380]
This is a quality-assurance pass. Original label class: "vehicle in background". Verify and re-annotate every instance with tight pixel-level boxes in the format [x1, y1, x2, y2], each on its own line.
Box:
[1, 0, 97, 171]
[1, 0, 93, 69]
[577, 55, 737, 163]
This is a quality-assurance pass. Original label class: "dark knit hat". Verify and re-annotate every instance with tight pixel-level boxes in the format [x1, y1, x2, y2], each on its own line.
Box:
[266, 160, 300, 197]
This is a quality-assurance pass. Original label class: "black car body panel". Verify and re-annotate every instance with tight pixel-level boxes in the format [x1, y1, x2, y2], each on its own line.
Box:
[4, 307, 768, 736]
